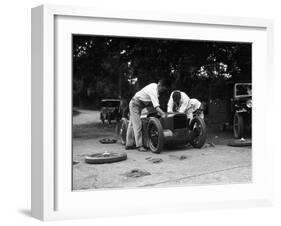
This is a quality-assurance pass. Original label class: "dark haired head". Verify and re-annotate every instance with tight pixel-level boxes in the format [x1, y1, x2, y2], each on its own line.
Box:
[172, 91, 181, 103]
[157, 79, 170, 93]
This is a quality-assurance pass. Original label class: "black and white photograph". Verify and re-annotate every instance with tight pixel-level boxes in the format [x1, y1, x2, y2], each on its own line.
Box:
[1, 0, 279, 223]
[72, 34, 252, 190]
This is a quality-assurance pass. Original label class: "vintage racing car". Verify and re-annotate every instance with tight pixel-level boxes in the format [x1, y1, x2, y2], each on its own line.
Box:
[116, 109, 207, 153]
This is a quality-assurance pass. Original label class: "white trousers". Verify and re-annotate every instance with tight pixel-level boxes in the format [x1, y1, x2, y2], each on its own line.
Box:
[126, 98, 144, 147]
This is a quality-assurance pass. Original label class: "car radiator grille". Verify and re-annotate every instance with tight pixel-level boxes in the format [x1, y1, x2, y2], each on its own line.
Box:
[173, 114, 187, 129]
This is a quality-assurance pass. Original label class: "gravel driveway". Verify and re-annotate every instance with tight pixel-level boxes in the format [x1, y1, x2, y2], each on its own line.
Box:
[72, 109, 252, 190]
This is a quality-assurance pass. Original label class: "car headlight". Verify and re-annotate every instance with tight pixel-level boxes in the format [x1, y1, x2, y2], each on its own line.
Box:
[246, 99, 252, 108]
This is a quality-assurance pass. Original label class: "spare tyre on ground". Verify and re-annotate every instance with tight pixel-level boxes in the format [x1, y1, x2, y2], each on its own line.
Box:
[85, 152, 127, 164]
[228, 139, 252, 147]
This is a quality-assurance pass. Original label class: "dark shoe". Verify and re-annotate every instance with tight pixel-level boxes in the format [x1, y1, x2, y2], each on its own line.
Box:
[137, 146, 148, 152]
[125, 145, 136, 150]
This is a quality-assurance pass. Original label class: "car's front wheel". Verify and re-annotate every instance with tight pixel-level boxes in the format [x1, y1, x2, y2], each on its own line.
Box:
[190, 117, 207, 148]
[147, 117, 164, 154]
[233, 113, 244, 139]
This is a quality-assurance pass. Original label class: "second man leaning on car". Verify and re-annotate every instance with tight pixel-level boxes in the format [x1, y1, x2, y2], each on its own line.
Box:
[126, 79, 169, 152]
[167, 90, 204, 120]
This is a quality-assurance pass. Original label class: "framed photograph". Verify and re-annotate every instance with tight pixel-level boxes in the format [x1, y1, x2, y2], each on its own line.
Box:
[31, 4, 274, 221]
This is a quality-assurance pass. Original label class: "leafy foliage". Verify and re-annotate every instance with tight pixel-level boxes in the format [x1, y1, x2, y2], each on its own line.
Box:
[72, 35, 251, 109]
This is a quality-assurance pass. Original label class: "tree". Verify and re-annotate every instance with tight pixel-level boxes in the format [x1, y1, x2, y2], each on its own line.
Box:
[72, 35, 251, 109]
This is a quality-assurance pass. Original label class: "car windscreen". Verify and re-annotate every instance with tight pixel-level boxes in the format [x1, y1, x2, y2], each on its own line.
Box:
[100, 101, 120, 108]
[235, 84, 252, 97]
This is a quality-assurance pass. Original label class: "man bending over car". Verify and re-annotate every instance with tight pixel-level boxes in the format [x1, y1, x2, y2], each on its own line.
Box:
[126, 79, 169, 152]
[167, 90, 204, 120]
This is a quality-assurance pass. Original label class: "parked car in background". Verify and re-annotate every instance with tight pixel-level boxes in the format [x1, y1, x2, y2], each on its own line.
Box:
[231, 83, 252, 138]
[100, 99, 122, 124]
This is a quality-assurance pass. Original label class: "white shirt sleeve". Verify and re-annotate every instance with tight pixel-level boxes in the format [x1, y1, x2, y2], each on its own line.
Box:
[178, 92, 190, 113]
[167, 92, 174, 112]
[190, 99, 201, 111]
[135, 83, 160, 108]
[150, 93, 160, 108]
[144, 83, 160, 108]
[145, 83, 160, 108]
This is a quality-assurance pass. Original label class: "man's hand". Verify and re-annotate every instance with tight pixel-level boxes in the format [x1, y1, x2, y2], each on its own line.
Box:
[155, 106, 166, 118]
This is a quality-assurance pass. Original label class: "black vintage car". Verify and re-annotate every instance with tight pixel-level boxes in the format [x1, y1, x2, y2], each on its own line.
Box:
[231, 83, 252, 138]
[116, 109, 207, 153]
[100, 99, 122, 124]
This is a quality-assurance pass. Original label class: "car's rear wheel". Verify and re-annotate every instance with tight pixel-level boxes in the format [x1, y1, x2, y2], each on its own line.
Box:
[233, 113, 244, 139]
[190, 117, 207, 148]
[108, 114, 112, 124]
[117, 118, 128, 145]
[100, 113, 105, 124]
[147, 117, 164, 154]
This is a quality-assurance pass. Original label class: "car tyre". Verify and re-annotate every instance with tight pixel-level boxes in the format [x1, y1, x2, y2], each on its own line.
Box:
[116, 118, 128, 145]
[107, 114, 112, 124]
[228, 139, 251, 147]
[147, 117, 164, 154]
[190, 116, 207, 148]
[100, 113, 105, 124]
[233, 113, 244, 139]
[85, 152, 127, 164]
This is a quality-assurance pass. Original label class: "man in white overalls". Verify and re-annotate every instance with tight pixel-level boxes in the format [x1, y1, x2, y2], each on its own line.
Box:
[167, 90, 204, 120]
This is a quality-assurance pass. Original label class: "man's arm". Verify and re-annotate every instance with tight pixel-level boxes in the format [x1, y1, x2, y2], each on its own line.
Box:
[145, 84, 166, 117]
[191, 99, 201, 111]
[155, 106, 166, 117]
[167, 92, 174, 112]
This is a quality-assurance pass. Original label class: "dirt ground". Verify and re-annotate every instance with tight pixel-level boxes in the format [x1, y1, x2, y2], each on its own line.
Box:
[72, 109, 252, 190]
